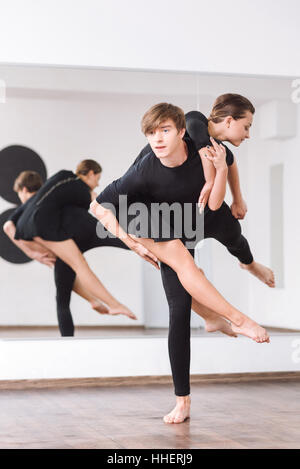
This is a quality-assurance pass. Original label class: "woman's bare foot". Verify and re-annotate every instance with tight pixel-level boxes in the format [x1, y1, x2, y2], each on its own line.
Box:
[108, 303, 137, 320]
[91, 300, 110, 315]
[205, 317, 238, 338]
[240, 261, 275, 288]
[231, 317, 270, 343]
[163, 396, 191, 424]
[91, 300, 137, 320]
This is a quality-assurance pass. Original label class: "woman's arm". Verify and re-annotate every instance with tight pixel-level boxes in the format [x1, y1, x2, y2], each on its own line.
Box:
[90, 200, 160, 270]
[204, 138, 228, 211]
[197, 148, 215, 213]
[227, 159, 248, 219]
[3, 221, 56, 267]
[90, 190, 98, 201]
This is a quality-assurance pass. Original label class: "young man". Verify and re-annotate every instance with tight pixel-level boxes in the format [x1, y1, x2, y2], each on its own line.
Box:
[90, 103, 270, 424]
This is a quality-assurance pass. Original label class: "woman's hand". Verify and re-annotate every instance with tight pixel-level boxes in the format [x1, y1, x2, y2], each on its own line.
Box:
[204, 137, 227, 171]
[231, 198, 248, 219]
[128, 235, 160, 270]
[198, 182, 213, 214]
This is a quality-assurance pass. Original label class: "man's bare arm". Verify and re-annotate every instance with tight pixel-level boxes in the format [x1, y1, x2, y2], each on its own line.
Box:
[90, 200, 160, 270]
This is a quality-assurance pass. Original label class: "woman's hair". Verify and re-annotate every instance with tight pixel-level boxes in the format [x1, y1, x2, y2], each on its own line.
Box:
[13, 171, 43, 193]
[76, 159, 102, 176]
[141, 103, 186, 135]
[208, 93, 255, 123]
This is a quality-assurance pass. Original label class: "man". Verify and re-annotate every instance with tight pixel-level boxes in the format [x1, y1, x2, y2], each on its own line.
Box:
[90, 102, 270, 425]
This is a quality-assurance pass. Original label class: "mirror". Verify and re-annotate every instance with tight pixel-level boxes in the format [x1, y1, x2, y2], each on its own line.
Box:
[0, 64, 298, 339]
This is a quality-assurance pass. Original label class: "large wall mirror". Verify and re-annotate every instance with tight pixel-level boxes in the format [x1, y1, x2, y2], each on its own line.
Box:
[0, 64, 298, 340]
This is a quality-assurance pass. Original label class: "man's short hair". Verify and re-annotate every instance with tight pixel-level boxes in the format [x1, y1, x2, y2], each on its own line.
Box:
[13, 171, 43, 193]
[141, 103, 186, 135]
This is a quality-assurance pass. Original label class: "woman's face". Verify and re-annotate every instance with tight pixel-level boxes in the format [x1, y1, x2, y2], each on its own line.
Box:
[88, 171, 101, 190]
[222, 111, 253, 146]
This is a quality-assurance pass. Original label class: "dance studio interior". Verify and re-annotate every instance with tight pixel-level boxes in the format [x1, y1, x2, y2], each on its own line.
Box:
[0, 0, 299, 452]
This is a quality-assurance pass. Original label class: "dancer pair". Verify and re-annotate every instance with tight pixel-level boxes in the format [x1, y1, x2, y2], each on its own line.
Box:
[5, 94, 275, 424]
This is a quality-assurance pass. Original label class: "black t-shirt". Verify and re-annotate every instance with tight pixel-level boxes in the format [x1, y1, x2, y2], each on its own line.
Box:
[96, 136, 206, 245]
[185, 110, 234, 166]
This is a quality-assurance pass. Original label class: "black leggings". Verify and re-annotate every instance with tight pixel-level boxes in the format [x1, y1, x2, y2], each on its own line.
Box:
[204, 202, 253, 265]
[54, 233, 129, 336]
[163, 202, 253, 396]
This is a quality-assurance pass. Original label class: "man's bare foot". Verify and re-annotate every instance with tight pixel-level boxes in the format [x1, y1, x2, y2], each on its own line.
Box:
[231, 317, 270, 343]
[240, 261, 275, 288]
[163, 396, 191, 424]
[205, 317, 238, 338]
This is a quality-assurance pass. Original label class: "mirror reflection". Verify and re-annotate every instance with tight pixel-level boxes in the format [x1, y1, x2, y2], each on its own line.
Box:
[0, 65, 298, 339]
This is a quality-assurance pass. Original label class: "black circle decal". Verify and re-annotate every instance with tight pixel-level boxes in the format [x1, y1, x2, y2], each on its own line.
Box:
[0, 145, 47, 205]
[0, 145, 47, 264]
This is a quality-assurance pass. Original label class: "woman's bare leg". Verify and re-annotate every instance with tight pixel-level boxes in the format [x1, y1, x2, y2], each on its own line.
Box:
[192, 298, 237, 338]
[72, 276, 136, 319]
[191, 267, 237, 337]
[72, 277, 109, 314]
[34, 237, 136, 319]
[137, 238, 269, 343]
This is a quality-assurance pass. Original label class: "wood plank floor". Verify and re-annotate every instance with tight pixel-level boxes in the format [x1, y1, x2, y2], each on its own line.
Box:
[1, 379, 300, 449]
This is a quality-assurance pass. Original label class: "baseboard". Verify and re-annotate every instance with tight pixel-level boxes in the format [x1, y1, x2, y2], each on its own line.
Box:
[1, 371, 300, 391]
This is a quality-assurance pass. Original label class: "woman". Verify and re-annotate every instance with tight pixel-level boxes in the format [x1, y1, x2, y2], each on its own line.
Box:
[185, 94, 274, 288]
[10, 161, 134, 319]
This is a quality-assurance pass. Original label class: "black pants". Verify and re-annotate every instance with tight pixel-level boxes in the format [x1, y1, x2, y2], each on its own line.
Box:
[55, 203, 253, 396]
[162, 202, 253, 396]
[54, 232, 129, 337]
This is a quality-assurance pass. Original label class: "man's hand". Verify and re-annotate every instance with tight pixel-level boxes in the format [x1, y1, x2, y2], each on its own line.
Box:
[231, 198, 248, 219]
[128, 235, 160, 270]
[90, 199, 100, 215]
[32, 251, 56, 267]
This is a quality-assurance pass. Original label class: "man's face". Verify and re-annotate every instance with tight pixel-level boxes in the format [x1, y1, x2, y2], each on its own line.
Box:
[146, 119, 185, 159]
[17, 187, 29, 204]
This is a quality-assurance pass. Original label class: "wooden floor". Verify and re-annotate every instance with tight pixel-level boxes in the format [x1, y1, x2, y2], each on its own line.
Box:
[1, 379, 300, 449]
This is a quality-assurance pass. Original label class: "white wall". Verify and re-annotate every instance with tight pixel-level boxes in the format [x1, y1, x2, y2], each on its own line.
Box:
[0, 0, 299, 77]
[1, 334, 299, 381]
[242, 102, 300, 329]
